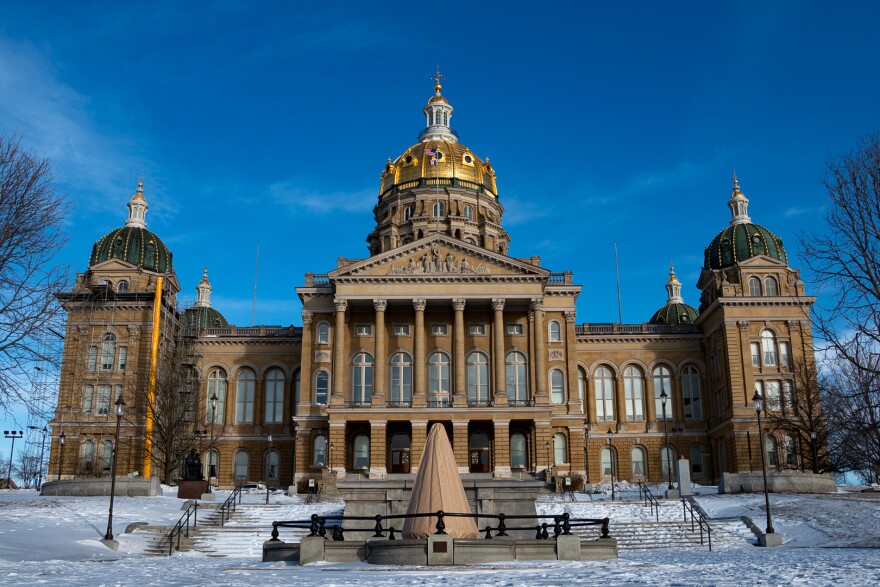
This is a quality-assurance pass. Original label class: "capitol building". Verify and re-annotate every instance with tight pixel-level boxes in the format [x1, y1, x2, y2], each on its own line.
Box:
[47, 77, 817, 491]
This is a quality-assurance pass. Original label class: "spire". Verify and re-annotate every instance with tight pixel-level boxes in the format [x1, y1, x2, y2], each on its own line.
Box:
[665, 262, 684, 304]
[728, 172, 751, 225]
[125, 178, 149, 228]
[418, 68, 458, 143]
[195, 266, 212, 308]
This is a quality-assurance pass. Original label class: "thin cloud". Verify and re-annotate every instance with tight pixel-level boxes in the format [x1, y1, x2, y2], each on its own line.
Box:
[269, 182, 374, 215]
[785, 206, 825, 217]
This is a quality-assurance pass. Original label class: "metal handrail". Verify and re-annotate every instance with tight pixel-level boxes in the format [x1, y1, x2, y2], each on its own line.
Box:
[682, 497, 713, 551]
[269, 510, 610, 543]
[163, 500, 199, 555]
[217, 484, 245, 527]
[637, 481, 661, 522]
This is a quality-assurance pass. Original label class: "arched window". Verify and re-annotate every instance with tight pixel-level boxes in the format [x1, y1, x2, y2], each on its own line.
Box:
[234, 451, 249, 481]
[463, 205, 474, 221]
[761, 330, 777, 366]
[314, 370, 329, 405]
[353, 434, 370, 469]
[82, 440, 95, 472]
[316, 322, 330, 344]
[265, 449, 279, 482]
[595, 366, 615, 421]
[404, 205, 414, 221]
[784, 434, 797, 467]
[144, 241, 156, 268]
[235, 369, 256, 424]
[101, 333, 116, 370]
[766, 435, 779, 468]
[764, 276, 779, 296]
[624, 366, 645, 421]
[101, 440, 113, 472]
[428, 352, 450, 403]
[653, 366, 673, 420]
[506, 351, 529, 402]
[690, 445, 704, 475]
[117, 280, 129, 293]
[433, 202, 445, 218]
[548, 321, 561, 342]
[682, 366, 702, 420]
[313, 435, 327, 466]
[204, 449, 219, 479]
[601, 447, 615, 477]
[207, 368, 227, 423]
[661, 446, 676, 480]
[631, 446, 647, 477]
[578, 368, 586, 414]
[264, 368, 285, 424]
[553, 433, 567, 464]
[351, 353, 374, 404]
[550, 369, 565, 404]
[748, 277, 762, 296]
[510, 433, 527, 469]
[390, 352, 413, 404]
[467, 351, 490, 404]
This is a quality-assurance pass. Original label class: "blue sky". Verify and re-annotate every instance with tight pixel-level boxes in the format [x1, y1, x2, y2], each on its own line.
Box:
[1, 3, 878, 335]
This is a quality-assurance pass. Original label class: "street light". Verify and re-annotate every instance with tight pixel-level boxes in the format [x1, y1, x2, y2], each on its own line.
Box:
[810, 429, 818, 474]
[329, 443, 335, 476]
[57, 432, 65, 481]
[104, 396, 125, 541]
[607, 428, 615, 501]
[752, 390, 775, 537]
[545, 441, 551, 480]
[291, 420, 298, 495]
[4, 430, 23, 487]
[208, 392, 218, 489]
[660, 386, 674, 491]
[266, 433, 273, 503]
[583, 420, 590, 485]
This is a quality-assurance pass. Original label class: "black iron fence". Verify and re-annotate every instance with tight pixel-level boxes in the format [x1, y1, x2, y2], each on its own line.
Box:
[637, 481, 661, 522]
[270, 510, 610, 542]
[681, 498, 713, 551]
[163, 500, 199, 555]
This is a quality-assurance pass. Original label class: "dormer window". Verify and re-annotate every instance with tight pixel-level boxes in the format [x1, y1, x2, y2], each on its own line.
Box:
[404, 205, 414, 221]
[117, 280, 129, 293]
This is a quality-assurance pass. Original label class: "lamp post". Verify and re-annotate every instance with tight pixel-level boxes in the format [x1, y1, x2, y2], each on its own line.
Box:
[809, 429, 818, 474]
[208, 392, 218, 489]
[752, 390, 777, 544]
[583, 420, 590, 485]
[660, 387, 674, 491]
[104, 396, 125, 541]
[265, 433, 273, 503]
[545, 441, 551, 480]
[329, 443, 335, 475]
[4, 430, 23, 487]
[57, 432, 65, 481]
[606, 428, 615, 501]
[291, 420, 298, 494]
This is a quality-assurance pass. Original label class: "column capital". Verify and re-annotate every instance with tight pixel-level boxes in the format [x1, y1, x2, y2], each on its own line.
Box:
[491, 298, 506, 311]
[373, 299, 388, 312]
[564, 310, 577, 323]
[413, 298, 426, 312]
[334, 298, 348, 312]
[530, 299, 544, 312]
[737, 320, 750, 332]
[301, 310, 314, 324]
[452, 298, 466, 311]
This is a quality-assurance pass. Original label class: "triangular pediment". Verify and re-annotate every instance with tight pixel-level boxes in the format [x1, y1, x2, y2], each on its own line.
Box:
[736, 255, 788, 268]
[328, 235, 550, 280]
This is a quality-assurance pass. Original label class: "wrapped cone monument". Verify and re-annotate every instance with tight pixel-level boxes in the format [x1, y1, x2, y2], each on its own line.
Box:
[402, 423, 479, 539]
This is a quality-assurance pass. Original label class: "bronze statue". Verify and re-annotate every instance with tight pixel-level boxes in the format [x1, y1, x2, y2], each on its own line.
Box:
[183, 448, 203, 481]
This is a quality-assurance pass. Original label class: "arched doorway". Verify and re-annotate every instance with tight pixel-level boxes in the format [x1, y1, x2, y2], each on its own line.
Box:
[390, 432, 411, 473]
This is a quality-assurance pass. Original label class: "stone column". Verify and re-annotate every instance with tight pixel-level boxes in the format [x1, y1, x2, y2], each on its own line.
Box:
[453, 421, 469, 474]
[564, 310, 581, 414]
[298, 311, 314, 412]
[586, 372, 597, 427]
[535, 420, 553, 476]
[373, 299, 387, 407]
[411, 420, 428, 475]
[494, 420, 511, 478]
[453, 298, 466, 406]
[413, 298, 427, 407]
[673, 373, 685, 423]
[331, 299, 348, 406]
[492, 298, 506, 405]
[369, 421, 387, 479]
[531, 300, 548, 405]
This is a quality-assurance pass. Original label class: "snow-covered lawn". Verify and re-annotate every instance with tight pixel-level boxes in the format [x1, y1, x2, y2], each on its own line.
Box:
[0, 486, 879, 586]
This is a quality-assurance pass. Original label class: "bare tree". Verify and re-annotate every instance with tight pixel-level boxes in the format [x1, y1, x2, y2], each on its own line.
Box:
[0, 134, 70, 411]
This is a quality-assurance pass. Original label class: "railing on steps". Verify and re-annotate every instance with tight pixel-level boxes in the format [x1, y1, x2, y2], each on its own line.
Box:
[681, 497, 713, 551]
[269, 510, 611, 542]
[216, 484, 245, 526]
[163, 500, 199, 555]
[637, 481, 661, 522]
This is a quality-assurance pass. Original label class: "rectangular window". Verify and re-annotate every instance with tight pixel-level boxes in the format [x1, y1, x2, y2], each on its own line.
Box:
[783, 381, 794, 413]
[97, 385, 111, 415]
[87, 347, 98, 371]
[506, 323, 523, 335]
[751, 343, 761, 368]
[468, 324, 486, 336]
[83, 385, 94, 413]
[392, 324, 410, 336]
[118, 347, 127, 371]
[355, 324, 372, 336]
[765, 380, 781, 411]
[779, 342, 791, 369]
[431, 324, 448, 336]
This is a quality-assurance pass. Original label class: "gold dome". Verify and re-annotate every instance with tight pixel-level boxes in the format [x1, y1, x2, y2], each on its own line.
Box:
[380, 139, 497, 199]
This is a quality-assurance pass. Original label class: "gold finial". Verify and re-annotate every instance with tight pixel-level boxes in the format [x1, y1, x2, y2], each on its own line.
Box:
[432, 66, 444, 94]
[668, 262, 680, 284]
[132, 176, 146, 201]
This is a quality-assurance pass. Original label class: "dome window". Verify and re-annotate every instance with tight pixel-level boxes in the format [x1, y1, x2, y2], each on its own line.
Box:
[435, 151, 443, 160]
[463, 205, 474, 221]
[752, 234, 765, 255]
[404, 205, 414, 221]
[764, 276, 779, 296]
[463, 154, 473, 165]
[112, 238, 124, 257]
[145, 241, 156, 268]
[432, 202, 445, 218]
[405, 155, 414, 165]
[117, 280, 129, 293]
[748, 277, 762, 296]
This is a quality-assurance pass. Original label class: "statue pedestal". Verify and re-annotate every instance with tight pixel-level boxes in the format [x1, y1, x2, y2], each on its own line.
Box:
[177, 480, 209, 499]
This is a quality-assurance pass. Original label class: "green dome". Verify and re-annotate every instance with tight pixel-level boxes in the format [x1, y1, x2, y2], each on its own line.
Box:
[649, 302, 699, 325]
[90, 225, 173, 273]
[703, 223, 787, 270]
[183, 305, 229, 329]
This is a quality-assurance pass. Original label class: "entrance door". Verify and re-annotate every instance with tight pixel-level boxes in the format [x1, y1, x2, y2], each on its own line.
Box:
[390, 432, 411, 473]
[469, 432, 490, 473]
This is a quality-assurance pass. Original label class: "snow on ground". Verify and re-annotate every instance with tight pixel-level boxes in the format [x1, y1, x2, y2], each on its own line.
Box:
[1, 486, 879, 586]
